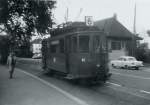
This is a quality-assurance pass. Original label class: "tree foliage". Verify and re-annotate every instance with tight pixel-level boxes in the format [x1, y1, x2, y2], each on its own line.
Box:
[147, 30, 150, 37]
[0, 36, 9, 64]
[135, 42, 149, 62]
[0, 0, 56, 50]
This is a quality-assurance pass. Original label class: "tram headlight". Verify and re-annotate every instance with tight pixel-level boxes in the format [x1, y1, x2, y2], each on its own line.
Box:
[96, 64, 100, 67]
[81, 58, 86, 62]
[53, 57, 56, 63]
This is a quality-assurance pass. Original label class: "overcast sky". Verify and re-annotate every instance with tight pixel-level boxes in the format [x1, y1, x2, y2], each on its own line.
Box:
[54, 0, 150, 46]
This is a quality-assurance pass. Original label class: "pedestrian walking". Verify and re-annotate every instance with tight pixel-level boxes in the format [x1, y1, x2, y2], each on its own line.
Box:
[7, 52, 17, 79]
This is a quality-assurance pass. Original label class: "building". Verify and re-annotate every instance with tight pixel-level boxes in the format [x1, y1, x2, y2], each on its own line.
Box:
[94, 15, 142, 60]
[31, 38, 42, 54]
[31, 34, 50, 54]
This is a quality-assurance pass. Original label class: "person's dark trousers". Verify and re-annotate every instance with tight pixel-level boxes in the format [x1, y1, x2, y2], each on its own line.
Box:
[9, 66, 15, 79]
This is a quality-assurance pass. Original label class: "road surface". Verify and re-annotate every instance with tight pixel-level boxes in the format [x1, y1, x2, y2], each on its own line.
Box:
[15, 58, 150, 105]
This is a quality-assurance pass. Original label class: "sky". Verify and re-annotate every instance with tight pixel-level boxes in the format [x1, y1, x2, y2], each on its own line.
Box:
[54, 0, 150, 47]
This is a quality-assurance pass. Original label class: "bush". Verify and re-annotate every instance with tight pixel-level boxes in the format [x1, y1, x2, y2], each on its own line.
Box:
[0, 36, 9, 64]
[135, 43, 150, 63]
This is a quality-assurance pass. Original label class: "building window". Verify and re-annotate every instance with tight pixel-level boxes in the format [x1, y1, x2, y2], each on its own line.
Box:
[111, 41, 121, 50]
[79, 36, 89, 53]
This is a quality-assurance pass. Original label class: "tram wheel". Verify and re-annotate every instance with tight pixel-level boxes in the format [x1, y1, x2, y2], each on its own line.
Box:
[124, 65, 128, 69]
[72, 79, 80, 84]
[48, 69, 54, 76]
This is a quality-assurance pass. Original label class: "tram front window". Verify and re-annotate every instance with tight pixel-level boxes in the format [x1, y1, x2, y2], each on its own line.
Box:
[93, 35, 100, 53]
[79, 36, 89, 53]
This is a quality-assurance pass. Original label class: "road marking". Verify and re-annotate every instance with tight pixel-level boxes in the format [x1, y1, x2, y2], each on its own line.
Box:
[107, 81, 150, 95]
[140, 90, 150, 94]
[143, 69, 150, 73]
[106, 81, 150, 100]
[111, 72, 150, 80]
[17, 69, 90, 105]
[106, 82, 122, 87]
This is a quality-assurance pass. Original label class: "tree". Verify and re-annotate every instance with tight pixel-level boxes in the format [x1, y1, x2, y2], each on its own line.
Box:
[135, 42, 149, 62]
[0, 0, 56, 52]
[147, 30, 150, 37]
[0, 36, 9, 64]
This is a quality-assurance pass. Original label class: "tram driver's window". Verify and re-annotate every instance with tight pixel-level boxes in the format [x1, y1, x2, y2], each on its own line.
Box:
[79, 36, 89, 53]
[93, 35, 100, 53]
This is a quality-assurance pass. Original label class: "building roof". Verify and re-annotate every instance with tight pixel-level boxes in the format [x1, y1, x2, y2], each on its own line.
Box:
[94, 17, 142, 40]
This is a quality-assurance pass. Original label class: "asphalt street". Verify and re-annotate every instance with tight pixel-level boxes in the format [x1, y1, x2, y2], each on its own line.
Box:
[109, 66, 150, 92]
[14, 58, 150, 105]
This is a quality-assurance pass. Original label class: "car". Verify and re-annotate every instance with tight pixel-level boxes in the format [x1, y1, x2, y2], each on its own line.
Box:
[32, 53, 42, 59]
[110, 56, 143, 70]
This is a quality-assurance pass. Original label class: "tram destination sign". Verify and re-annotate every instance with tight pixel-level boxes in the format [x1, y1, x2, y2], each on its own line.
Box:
[51, 40, 59, 45]
[85, 16, 94, 26]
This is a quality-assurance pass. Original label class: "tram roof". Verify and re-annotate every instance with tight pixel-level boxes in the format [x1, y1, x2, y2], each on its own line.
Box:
[50, 22, 103, 37]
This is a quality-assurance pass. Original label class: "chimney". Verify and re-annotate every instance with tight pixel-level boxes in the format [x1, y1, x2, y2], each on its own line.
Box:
[113, 13, 117, 20]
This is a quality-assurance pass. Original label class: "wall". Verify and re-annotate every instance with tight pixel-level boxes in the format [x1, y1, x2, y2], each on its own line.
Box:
[109, 49, 128, 61]
[108, 39, 128, 61]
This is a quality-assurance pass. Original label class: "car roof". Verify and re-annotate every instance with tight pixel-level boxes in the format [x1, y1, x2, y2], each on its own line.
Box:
[119, 56, 135, 59]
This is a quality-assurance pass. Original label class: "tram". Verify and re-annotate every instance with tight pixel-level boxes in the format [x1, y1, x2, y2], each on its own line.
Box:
[42, 22, 111, 83]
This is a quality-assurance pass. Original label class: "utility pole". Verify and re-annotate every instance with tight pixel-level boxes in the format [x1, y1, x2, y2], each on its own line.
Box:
[133, 3, 136, 34]
[132, 3, 137, 56]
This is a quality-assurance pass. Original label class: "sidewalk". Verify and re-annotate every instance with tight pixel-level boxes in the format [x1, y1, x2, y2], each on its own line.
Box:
[0, 65, 86, 105]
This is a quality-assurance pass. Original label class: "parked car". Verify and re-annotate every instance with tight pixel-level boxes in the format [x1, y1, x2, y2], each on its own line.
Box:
[32, 53, 42, 59]
[110, 56, 143, 70]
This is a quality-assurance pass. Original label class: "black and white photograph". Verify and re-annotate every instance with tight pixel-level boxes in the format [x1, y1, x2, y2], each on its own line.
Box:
[0, 0, 150, 105]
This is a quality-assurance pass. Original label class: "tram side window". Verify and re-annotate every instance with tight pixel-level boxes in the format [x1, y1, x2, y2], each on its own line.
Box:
[72, 36, 77, 52]
[50, 45, 57, 53]
[93, 35, 100, 53]
[79, 36, 89, 53]
[59, 39, 64, 53]
[50, 40, 59, 53]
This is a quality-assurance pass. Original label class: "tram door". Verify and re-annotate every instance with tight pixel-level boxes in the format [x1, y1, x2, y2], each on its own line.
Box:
[65, 35, 78, 75]
[93, 35, 101, 66]
[93, 34, 108, 70]
[65, 36, 71, 73]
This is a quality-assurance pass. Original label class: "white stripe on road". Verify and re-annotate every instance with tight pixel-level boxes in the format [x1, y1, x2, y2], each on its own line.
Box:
[17, 69, 90, 105]
[106, 82, 122, 87]
[111, 72, 150, 80]
[107, 81, 150, 95]
[143, 69, 150, 73]
[106, 82, 150, 100]
[140, 90, 150, 94]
